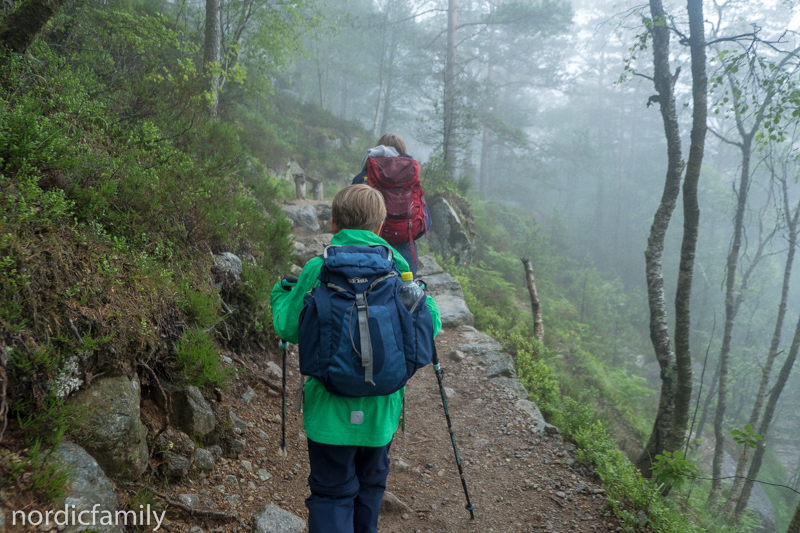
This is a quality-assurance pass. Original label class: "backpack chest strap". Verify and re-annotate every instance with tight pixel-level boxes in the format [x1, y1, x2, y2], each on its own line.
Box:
[355, 293, 376, 386]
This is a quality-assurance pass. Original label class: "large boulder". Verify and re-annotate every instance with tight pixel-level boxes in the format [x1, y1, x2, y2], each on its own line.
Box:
[69, 375, 148, 478]
[250, 504, 306, 533]
[282, 204, 320, 234]
[421, 273, 473, 327]
[162, 451, 189, 478]
[169, 385, 216, 436]
[214, 252, 243, 281]
[486, 358, 516, 379]
[434, 294, 474, 328]
[457, 325, 496, 344]
[416, 255, 443, 277]
[294, 233, 334, 265]
[53, 442, 124, 533]
[460, 341, 503, 355]
[516, 400, 558, 436]
[490, 377, 529, 400]
[421, 273, 464, 299]
[423, 197, 475, 266]
[314, 202, 332, 227]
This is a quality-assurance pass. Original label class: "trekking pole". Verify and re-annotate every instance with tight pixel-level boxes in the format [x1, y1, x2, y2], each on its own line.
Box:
[432, 344, 475, 519]
[276, 275, 297, 457]
[278, 339, 289, 456]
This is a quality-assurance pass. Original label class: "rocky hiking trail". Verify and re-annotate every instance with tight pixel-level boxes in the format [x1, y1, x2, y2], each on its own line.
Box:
[137, 326, 619, 533]
[0, 199, 624, 533]
[114, 199, 620, 533]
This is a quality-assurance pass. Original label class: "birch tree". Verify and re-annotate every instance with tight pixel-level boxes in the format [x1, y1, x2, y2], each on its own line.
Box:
[634, 0, 707, 478]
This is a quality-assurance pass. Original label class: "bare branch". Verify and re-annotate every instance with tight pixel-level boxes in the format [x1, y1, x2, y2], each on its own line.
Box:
[694, 476, 800, 496]
[125, 483, 237, 522]
[707, 126, 742, 148]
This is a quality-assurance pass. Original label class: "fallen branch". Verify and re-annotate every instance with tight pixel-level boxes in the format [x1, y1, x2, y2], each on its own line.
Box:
[67, 317, 84, 345]
[126, 483, 236, 522]
[230, 354, 282, 393]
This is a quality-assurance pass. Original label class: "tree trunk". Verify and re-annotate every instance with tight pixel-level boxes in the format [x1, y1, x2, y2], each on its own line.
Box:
[372, 27, 387, 138]
[479, 24, 496, 194]
[379, 35, 397, 136]
[708, 132, 753, 507]
[340, 73, 349, 118]
[443, 0, 457, 178]
[724, 182, 800, 513]
[734, 313, 800, 520]
[0, 0, 69, 53]
[203, 0, 221, 118]
[218, 0, 254, 91]
[694, 357, 720, 442]
[787, 497, 800, 533]
[636, 0, 684, 479]
[667, 0, 705, 458]
[479, 127, 491, 193]
[707, 44, 800, 512]
[316, 49, 330, 111]
[595, 52, 606, 250]
[521, 258, 544, 342]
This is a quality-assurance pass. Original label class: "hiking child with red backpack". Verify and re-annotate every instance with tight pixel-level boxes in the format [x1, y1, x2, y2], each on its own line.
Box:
[271, 184, 442, 533]
[352, 133, 432, 277]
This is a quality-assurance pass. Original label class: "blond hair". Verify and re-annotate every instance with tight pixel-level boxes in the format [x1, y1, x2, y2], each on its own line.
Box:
[331, 185, 387, 231]
[376, 133, 407, 155]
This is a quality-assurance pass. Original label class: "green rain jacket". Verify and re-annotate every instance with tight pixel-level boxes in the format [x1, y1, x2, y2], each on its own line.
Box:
[271, 229, 442, 447]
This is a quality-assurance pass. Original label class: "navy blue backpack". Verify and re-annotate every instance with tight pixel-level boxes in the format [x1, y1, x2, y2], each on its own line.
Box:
[298, 245, 434, 398]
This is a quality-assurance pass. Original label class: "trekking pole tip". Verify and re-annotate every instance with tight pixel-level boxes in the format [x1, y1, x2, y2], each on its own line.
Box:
[465, 503, 475, 519]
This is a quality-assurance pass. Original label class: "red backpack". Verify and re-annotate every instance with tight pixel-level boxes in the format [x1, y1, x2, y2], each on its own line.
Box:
[366, 156, 428, 261]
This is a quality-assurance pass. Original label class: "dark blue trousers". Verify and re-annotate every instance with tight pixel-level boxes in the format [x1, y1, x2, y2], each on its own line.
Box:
[306, 438, 392, 533]
[392, 241, 418, 277]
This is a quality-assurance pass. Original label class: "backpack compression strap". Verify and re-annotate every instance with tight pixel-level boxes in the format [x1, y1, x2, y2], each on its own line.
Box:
[355, 293, 376, 386]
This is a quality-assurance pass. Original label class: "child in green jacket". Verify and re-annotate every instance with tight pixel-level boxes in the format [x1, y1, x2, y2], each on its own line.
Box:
[271, 184, 441, 533]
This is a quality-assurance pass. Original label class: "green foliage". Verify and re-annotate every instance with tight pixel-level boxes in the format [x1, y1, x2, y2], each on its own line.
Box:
[0, 33, 293, 440]
[419, 152, 473, 197]
[652, 451, 700, 489]
[16, 392, 82, 445]
[708, 46, 800, 152]
[125, 488, 163, 532]
[556, 399, 700, 532]
[175, 327, 234, 389]
[227, 90, 372, 183]
[182, 281, 222, 329]
[730, 425, 763, 449]
[7, 440, 71, 502]
[515, 344, 559, 412]
[432, 191, 702, 531]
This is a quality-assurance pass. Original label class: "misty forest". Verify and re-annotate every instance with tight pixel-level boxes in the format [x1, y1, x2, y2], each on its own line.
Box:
[3, 0, 800, 531]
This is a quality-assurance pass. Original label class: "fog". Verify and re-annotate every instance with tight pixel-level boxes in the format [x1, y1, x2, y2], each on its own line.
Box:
[278, 0, 800, 527]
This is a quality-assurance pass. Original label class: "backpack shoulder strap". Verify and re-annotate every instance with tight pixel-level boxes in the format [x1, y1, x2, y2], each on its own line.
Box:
[355, 292, 375, 386]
